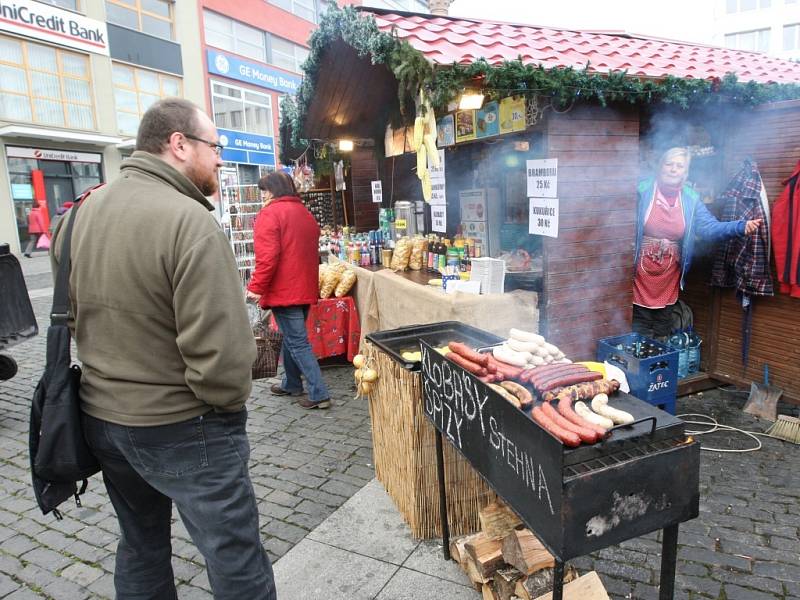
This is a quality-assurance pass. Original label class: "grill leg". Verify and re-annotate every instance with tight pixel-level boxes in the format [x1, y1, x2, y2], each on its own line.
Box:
[659, 523, 679, 600]
[552, 560, 565, 600]
[434, 429, 450, 561]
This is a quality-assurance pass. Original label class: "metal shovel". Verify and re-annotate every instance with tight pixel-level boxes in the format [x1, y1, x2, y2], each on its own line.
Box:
[743, 364, 782, 421]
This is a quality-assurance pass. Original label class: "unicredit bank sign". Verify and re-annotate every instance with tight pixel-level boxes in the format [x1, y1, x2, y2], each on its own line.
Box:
[0, 0, 109, 56]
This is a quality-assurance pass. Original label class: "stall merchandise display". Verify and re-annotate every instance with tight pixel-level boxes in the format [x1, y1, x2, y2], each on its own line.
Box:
[300, 189, 336, 229]
[220, 183, 260, 287]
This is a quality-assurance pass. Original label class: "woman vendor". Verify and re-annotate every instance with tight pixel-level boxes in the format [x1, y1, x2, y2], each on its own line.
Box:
[632, 147, 761, 339]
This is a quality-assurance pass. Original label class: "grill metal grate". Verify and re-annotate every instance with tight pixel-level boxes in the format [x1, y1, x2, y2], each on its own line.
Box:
[563, 437, 688, 479]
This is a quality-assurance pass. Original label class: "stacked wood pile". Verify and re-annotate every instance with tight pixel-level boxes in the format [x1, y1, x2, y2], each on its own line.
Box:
[448, 501, 609, 600]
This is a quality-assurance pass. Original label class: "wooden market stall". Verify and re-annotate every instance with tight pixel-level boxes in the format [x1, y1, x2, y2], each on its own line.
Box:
[287, 4, 800, 537]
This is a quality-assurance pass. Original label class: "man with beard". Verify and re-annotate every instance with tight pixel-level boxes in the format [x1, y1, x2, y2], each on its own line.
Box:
[50, 99, 276, 600]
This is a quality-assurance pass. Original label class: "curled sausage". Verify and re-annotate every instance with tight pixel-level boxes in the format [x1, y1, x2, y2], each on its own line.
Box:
[591, 393, 635, 425]
[541, 401, 599, 445]
[448, 341, 490, 367]
[446, 353, 487, 377]
[531, 405, 580, 447]
[574, 401, 614, 430]
[488, 383, 521, 408]
[499, 380, 533, 408]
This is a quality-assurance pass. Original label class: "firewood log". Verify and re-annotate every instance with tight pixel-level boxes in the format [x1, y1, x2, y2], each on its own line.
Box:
[501, 529, 555, 575]
[464, 555, 489, 590]
[450, 532, 482, 566]
[532, 571, 608, 600]
[514, 565, 578, 600]
[482, 582, 501, 600]
[479, 500, 523, 540]
[494, 567, 525, 600]
[465, 532, 504, 579]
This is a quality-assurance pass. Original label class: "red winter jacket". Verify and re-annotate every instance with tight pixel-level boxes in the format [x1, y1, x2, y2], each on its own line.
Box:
[771, 161, 800, 298]
[27, 208, 45, 234]
[247, 195, 320, 308]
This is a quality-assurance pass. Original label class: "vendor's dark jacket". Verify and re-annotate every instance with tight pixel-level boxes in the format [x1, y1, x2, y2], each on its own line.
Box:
[635, 178, 745, 291]
[51, 151, 256, 426]
[248, 195, 320, 308]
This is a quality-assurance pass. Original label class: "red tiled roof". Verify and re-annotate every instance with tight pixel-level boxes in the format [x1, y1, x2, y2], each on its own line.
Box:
[368, 10, 800, 85]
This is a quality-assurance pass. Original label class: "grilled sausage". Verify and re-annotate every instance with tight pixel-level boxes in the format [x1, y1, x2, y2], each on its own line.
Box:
[542, 379, 621, 403]
[446, 353, 487, 377]
[541, 401, 599, 444]
[532, 405, 581, 447]
[539, 371, 602, 392]
[529, 364, 588, 387]
[499, 380, 533, 408]
[486, 356, 524, 380]
[488, 383, 521, 408]
[448, 342, 490, 367]
[557, 398, 609, 438]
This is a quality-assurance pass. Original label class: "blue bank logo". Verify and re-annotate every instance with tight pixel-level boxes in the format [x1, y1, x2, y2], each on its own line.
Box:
[207, 49, 302, 95]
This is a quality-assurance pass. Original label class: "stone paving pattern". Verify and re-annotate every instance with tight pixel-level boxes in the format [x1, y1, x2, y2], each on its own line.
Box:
[0, 255, 798, 599]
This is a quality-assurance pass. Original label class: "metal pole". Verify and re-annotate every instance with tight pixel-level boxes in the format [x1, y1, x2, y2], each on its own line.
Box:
[434, 429, 450, 560]
[659, 524, 680, 600]
[552, 559, 565, 600]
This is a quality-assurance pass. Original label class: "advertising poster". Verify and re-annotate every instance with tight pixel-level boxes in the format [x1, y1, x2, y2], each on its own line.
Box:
[499, 96, 527, 134]
[436, 114, 455, 147]
[476, 101, 499, 138]
[455, 110, 476, 143]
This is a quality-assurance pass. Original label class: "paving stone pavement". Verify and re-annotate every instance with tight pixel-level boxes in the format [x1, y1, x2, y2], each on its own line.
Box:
[1, 255, 798, 599]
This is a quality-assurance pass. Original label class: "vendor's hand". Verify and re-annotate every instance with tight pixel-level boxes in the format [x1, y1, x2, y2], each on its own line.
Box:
[246, 290, 261, 303]
[744, 219, 763, 235]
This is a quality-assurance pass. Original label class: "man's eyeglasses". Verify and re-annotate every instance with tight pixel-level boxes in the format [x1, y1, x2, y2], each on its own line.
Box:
[182, 133, 224, 155]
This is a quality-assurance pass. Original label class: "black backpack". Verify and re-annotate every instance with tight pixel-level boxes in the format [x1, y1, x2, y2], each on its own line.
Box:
[30, 189, 102, 519]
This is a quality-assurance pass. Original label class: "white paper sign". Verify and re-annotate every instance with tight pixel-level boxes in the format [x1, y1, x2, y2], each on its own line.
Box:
[526, 159, 558, 198]
[431, 205, 447, 233]
[371, 180, 382, 203]
[529, 197, 559, 237]
[429, 149, 447, 205]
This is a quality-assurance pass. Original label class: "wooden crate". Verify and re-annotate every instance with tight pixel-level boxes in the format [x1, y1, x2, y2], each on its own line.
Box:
[364, 341, 496, 539]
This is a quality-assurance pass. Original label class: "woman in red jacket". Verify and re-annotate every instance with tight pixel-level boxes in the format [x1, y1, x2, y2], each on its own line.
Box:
[24, 205, 46, 257]
[246, 172, 330, 409]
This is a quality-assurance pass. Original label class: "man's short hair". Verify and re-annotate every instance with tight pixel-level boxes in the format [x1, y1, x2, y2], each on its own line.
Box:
[136, 98, 202, 155]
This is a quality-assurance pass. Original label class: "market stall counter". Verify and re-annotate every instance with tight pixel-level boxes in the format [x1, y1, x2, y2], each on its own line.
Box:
[332, 258, 540, 341]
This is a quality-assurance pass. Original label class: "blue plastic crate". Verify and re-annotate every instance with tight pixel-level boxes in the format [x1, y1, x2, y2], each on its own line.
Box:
[596, 333, 678, 414]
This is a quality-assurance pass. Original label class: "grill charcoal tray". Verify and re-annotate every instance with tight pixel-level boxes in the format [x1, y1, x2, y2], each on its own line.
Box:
[366, 321, 504, 371]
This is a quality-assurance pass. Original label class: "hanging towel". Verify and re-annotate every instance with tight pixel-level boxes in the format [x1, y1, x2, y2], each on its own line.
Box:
[710, 159, 773, 297]
[771, 161, 800, 298]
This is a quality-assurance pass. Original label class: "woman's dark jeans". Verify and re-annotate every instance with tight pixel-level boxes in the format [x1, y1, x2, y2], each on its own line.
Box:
[82, 409, 276, 600]
[272, 305, 330, 403]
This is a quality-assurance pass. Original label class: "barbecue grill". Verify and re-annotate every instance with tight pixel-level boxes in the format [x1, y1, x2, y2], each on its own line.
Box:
[419, 338, 700, 600]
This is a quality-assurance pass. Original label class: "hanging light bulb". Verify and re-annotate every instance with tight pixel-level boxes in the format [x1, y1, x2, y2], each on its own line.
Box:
[338, 139, 354, 152]
[458, 88, 485, 110]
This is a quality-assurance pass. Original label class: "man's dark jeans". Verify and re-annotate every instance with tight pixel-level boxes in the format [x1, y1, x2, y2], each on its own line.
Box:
[82, 409, 276, 600]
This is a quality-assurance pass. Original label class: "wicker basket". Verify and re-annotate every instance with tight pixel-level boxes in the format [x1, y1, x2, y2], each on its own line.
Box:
[364, 340, 496, 539]
[252, 330, 283, 380]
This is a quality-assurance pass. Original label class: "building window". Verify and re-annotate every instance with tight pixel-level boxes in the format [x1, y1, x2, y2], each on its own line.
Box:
[0, 35, 94, 129]
[112, 63, 182, 136]
[39, 0, 79, 9]
[785, 23, 800, 50]
[268, 0, 316, 23]
[726, 0, 771, 10]
[211, 81, 273, 137]
[270, 36, 309, 73]
[724, 28, 771, 52]
[204, 11, 267, 62]
[106, 0, 174, 40]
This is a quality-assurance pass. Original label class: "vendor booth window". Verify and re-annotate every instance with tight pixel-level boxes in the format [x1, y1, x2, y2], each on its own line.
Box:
[268, 0, 316, 23]
[269, 36, 309, 74]
[112, 63, 182, 136]
[203, 10, 266, 62]
[0, 36, 94, 129]
[106, 0, 174, 40]
[211, 82, 274, 137]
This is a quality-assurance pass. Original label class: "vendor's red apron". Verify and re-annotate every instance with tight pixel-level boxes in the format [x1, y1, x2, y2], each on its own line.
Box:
[633, 189, 685, 309]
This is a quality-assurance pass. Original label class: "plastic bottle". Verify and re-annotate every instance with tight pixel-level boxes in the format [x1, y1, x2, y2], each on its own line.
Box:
[686, 326, 702, 374]
[668, 330, 689, 379]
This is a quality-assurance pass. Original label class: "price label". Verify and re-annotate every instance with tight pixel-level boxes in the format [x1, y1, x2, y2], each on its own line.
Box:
[431, 206, 446, 233]
[371, 180, 383, 203]
[526, 159, 558, 198]
[529, 197, 559, 238]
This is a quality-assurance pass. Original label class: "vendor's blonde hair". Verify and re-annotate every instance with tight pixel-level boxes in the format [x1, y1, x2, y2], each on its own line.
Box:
[659, 147, 692, 174]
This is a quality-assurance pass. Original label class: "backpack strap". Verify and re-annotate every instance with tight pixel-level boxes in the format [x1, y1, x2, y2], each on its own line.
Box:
[50, 184, 104, 327]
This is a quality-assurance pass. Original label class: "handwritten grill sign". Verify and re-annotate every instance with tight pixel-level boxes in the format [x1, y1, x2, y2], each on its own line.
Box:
[420, 341, 563, 543]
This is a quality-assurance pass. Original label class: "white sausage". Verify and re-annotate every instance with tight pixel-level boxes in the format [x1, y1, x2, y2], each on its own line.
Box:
[591, 393, 635, 425]
[509, 328, 545, 344]
[574, 401, 614, 430]
[507, 337, 543, 353]
[492, 344, 530, 367]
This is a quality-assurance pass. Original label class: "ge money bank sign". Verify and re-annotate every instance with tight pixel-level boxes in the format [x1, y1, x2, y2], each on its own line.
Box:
[0, 0, 109, 55]
[207, 49, 302, 95]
